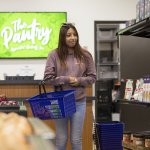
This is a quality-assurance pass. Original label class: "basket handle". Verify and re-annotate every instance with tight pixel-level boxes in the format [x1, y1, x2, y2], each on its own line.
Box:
[43, 75, 63, 91]
[39, 80, 47, 97]
[39, 80, 63, 97]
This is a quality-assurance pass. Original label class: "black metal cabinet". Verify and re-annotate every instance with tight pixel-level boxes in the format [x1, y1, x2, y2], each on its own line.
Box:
[95, 80, 113, 122]
[94, 21, 126, 122]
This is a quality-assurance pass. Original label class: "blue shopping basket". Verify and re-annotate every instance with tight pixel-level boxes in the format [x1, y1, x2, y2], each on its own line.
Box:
[26, 81, 76, 120]
[96, 121, 124, 150]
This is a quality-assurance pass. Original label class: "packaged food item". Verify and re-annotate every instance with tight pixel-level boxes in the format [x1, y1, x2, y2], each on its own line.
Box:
[143, 76, 148, 102]
[132, 78, 144, 101]
[133, 133, 145, 146]
[143, 75, 150, 102]
[123, 131, 131, 143]
[147, 77, 150, 102]
[145, 134, 150, 148]
[124, 79, 133, 100]
[137, 78, 144, 101]
[142, 131, 150, 148]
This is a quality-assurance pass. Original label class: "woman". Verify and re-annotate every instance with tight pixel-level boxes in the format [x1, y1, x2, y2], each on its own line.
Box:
[44, 23, 96, 150]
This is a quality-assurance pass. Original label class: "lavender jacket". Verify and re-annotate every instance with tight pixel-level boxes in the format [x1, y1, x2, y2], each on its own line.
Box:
[44, 49, 96, 101]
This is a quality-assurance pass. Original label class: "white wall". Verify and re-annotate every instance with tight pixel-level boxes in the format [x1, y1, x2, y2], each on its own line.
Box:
[0, 0, 137, 80]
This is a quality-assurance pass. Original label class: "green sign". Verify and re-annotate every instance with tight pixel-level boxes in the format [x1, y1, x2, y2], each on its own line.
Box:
[0, 12, 67, 58]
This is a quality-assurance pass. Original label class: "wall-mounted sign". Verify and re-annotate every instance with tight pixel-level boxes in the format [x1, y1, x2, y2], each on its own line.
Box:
[0, 12, 67, 58]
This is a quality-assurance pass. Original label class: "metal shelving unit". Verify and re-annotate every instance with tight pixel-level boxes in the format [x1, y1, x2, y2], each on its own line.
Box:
[94, 21, 126, 123]
[117, 17, 150, 38]
[116, 17, 150, 135]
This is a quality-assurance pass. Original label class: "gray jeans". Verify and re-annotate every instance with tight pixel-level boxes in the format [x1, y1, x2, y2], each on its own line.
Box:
[55, 99, 86, 150]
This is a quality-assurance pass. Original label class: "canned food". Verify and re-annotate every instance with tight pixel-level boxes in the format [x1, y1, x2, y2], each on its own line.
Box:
[123, 131, 131, 143]
[133, 133, 144, 146]
[145, 135, 150, 148]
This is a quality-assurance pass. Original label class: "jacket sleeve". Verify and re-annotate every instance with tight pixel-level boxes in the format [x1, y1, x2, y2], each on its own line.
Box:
[77, 51, 97, 86]
[43, 52, 69, 85]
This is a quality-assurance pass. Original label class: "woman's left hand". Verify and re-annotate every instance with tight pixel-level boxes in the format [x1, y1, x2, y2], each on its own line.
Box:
[69, 77, 79, 86]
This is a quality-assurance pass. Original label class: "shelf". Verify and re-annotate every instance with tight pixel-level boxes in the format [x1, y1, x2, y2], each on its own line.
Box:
[97, 62, 119, 66]
[98, 38, 117, 42]
[117, 99, 150, 106]
[117, 17, 150, 38]
[97, 24, 119, 29]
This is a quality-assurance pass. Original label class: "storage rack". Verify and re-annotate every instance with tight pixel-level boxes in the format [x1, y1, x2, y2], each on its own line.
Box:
[117, 17, 150, 38]
[94, 21, 126, 123]
[116, 16, 150, 150]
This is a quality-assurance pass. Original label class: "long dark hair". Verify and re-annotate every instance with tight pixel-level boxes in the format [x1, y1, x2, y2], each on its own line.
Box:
[57, 23, 86, 67]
